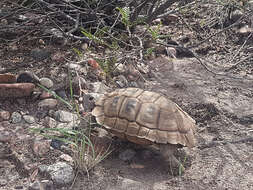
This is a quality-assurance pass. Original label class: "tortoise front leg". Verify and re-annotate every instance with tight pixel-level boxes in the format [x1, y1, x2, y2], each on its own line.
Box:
[159, 144, 185, 173]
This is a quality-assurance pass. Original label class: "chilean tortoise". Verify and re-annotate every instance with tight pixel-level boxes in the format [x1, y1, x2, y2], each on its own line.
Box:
[92, 88, 197, 168]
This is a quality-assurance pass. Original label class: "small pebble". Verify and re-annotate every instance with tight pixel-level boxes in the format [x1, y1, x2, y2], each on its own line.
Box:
[23, 115, 35, 124]
[10, 112, 22, 124]
[39, 78, 54, 89]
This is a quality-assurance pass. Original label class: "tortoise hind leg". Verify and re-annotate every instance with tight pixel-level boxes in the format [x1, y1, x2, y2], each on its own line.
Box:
[159, 144, 185, 173]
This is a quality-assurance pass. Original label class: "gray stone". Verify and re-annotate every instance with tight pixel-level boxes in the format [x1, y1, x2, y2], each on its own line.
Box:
[67, 63, 81, 71]
[46, 162, 74, 185]
[23, 115, 35, 124]
[118, 149, 136, 161]
[54, 110, 78, 123]
[91, 82, 109, 94]
[129, 82, 138, 87]
[10, 111, 22, 124]
[39, 78, 54, 89]
[43, 116, 57, 128]
[38, 99, 58, 110]
[0, 179, 7, 186]
[231, 9, 243, 23]
[114, 75, 128, 88]
[38, 164, 48, 173]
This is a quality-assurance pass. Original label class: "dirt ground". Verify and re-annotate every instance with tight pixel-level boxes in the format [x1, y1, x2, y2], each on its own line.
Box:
[0, 1, 253, 190]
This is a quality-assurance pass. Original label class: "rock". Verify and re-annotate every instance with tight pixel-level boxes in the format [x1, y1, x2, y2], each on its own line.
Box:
[45, 28, 66, 45]
[32, 138, 51, 157]
[0, 110, 10, 121]
[68, 76, 88, 95]
[60, 154, 74, 163]
[42, 116, 57, 128]
[35, 110, 48, 119]
[54, 110, 78, 123]
[0, 130, 13, 142]
[30, 48, 51, 61]
[10, 111, 22, 124]
[0, 73, 16, 83]
[118, 149, 136, 161]
[95, 127, 109, 138]
[115, 63, 125, 74]
[238, 25, 253, 35]
[38, 99, 58, 110]
[50, 139, 66, 150]
[46, 162, 74, 185]
[137, 63, 149, 74]
[14, 185, 24, 189]
[0, 83, 35, 98]
[162, 14, 179, 24]
[40, 180, 54, 190]
[114, 75, 128, 88]
[166, 47, 177, 58]
[23, 115, 35, 124]
[39, 78, 54, 89]
[91, 82, 109, 94]
[17, 71, 40, 83]
[67, 63, 81, 71]
[0, 179, 7, 187]
[230, 9, 243, 23]
[82, 93, 96, 112]
[39, 91, 53, 99]
[129, 82, 138, 87]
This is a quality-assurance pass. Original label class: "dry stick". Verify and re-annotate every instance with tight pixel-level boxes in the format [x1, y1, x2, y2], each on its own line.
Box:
[225, 54, 253, 72]
[227, 32, 253, 68]
[189, 14, 246, 49]
[136, 35, 144, 60]
[146, 0, 179, 23]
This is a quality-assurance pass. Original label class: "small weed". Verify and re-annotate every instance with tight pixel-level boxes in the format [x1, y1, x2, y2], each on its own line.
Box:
[178, 156, 187, 176]
[33, 80, 112, 176]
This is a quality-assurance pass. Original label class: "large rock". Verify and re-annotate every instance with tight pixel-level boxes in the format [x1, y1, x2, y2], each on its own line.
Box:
[0, 83, 35, 98]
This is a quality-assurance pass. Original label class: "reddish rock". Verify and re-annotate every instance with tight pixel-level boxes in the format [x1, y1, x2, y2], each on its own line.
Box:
[0, 83, 35, 98]
[0, 111, 10, 121]
[0, 74, 16, 83]
[32, 139, 51, 157]
[40, 91, 53, 99]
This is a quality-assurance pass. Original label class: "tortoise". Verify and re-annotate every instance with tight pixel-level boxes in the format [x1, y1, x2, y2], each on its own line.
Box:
[92, 88, 197, 168]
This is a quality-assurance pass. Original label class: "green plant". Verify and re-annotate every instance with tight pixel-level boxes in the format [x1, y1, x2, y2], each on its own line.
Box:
[148, 22, 162, 41]
[116, 7, 131, 27]
[178, 156, 187, 176]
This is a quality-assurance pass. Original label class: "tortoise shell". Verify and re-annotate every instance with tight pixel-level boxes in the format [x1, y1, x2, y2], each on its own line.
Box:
[92, 88, 197, 148]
